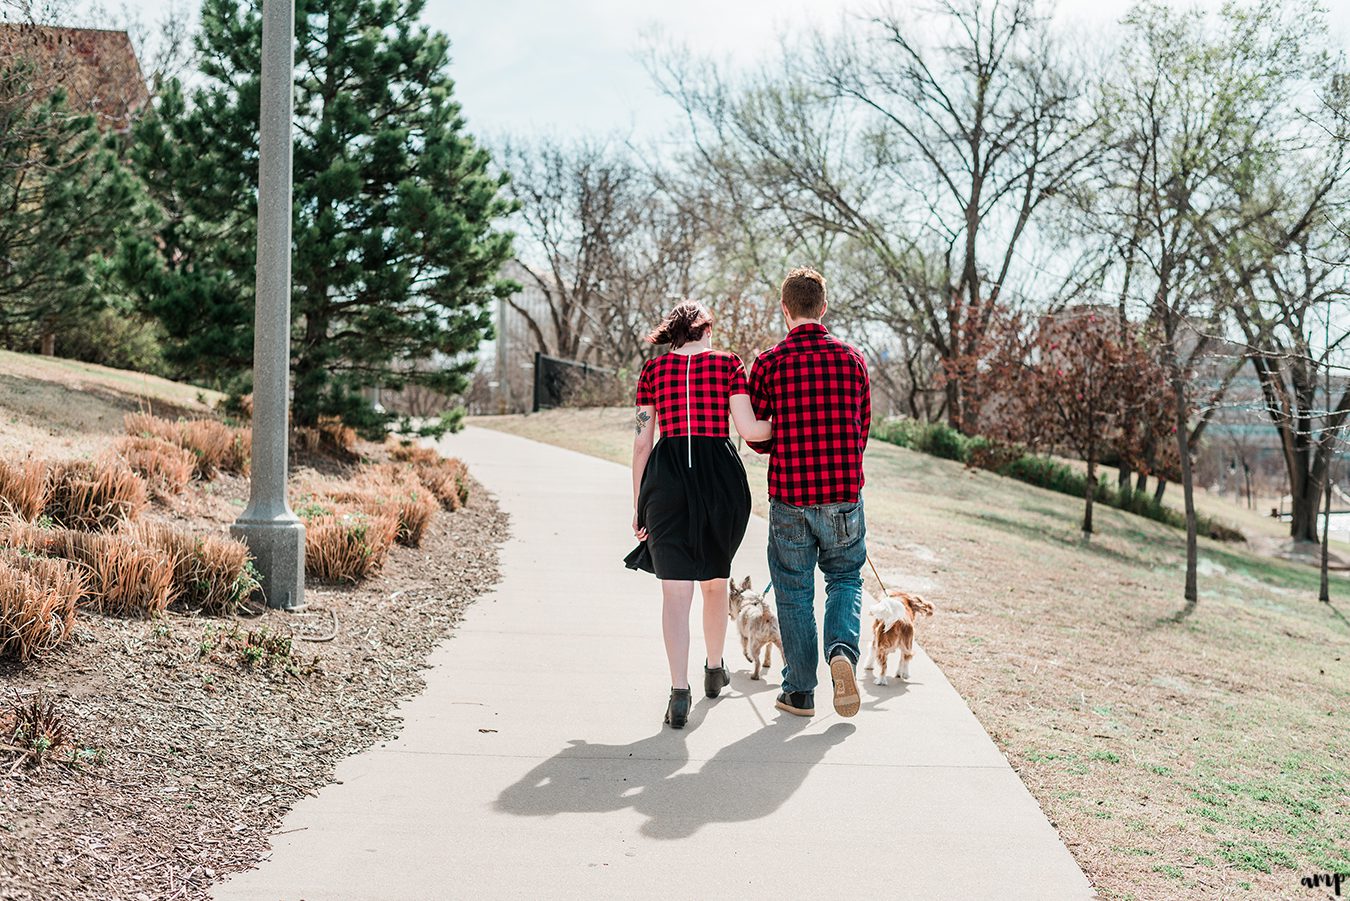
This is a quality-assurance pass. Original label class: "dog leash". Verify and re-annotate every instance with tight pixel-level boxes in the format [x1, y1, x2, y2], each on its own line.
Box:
[866, 554, 887, 595]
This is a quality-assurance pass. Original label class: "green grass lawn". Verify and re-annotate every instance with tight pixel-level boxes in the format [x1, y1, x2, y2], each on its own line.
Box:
[473, 408, 1350, 900]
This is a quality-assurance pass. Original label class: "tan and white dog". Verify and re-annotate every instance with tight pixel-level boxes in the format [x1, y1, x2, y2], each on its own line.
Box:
[728, 577, 784, 680]
[864, 590, 934, 685]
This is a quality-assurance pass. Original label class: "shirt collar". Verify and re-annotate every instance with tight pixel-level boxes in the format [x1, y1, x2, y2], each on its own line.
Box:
[786, 322, 828, 340]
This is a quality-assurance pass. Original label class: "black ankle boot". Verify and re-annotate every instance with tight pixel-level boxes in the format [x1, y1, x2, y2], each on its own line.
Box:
[664, 687, 692, 729]
[704, 661, 731, 699]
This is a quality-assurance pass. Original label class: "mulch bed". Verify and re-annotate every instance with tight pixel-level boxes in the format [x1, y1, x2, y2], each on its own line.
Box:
[0, 472, 506, 901]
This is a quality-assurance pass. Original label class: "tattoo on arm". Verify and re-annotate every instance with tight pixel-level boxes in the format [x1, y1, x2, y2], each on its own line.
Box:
[635, 409, 651, 435]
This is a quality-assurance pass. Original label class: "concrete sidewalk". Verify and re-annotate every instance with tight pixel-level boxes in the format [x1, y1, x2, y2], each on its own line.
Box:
[214, 427, 1093, 900]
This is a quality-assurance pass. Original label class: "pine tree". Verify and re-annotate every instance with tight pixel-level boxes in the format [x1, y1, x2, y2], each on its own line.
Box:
[0, 59, 145, 354]
[125, 0, 515, 435]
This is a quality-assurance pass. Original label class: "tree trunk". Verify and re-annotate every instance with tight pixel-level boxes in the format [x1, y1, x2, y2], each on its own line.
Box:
[1136, 472, 1149, 496]
[1083, 459, 1097, 538]
[1320, 451, 1331, 602]
[1289, 472, 1321, 542]
[945, 377, 962, 432]
[39, 332, 55, 356]
[1170, 368, 1199, 609]
[1153, 479, 1166, 504]
[1117, 463, 1131, 493]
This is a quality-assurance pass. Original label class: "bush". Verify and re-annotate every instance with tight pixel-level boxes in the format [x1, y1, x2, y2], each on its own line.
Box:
[56, 307, 171, 376]
[0, 550, 82, 661]
[964, 436, 1024, 473]
[873, 417, 1245, 542]
[114, 436, 196, 496]
[0, 459, 49, 520]
[45, 459, 149, 531]
[925, 423, 969, 461]
[130, 523, 260, 615]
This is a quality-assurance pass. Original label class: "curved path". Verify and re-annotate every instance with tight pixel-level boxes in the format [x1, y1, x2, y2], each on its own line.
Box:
[214, 426, 1093, 900]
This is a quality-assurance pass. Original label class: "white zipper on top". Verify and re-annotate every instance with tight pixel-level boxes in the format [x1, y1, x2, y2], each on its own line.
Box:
[685, 354, 692, 468]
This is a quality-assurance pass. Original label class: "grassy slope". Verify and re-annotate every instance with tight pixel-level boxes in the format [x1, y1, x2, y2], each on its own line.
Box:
[473, 408, 1350, 901]
[0, 349, 223, 457]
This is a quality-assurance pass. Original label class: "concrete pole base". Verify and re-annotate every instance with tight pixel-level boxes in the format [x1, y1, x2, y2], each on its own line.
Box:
[231, 517, 306, 610]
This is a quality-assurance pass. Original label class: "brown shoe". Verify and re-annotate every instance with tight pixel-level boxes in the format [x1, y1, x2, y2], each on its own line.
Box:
[830, 655, 860, 717]
[774, 691, 815, 717]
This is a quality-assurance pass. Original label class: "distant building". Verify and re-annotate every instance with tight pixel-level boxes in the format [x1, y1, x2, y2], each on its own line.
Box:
[0, 24, 149, 133]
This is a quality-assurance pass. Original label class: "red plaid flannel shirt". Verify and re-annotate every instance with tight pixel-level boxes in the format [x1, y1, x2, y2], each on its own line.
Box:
[747, 323, 871, 505]
[635, 350, 749, 438]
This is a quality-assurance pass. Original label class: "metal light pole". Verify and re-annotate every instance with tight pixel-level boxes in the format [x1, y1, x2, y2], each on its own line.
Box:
[230, 0, 304, 610]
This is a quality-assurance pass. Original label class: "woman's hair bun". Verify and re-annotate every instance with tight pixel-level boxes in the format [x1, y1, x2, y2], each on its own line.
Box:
[646, 301, 713, 348]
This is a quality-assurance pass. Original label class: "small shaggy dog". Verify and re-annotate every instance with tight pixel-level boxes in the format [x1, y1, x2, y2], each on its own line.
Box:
[728, 577, 784, 680]
[864, 589, 934, 685]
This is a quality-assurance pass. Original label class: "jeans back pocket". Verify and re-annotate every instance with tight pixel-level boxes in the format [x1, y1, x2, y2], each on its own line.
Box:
[770, 501, 809, 544]
[825, 502, 863, 548]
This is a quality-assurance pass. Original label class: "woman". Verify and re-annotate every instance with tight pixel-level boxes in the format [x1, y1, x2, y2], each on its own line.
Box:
[625, 301, 771, 729]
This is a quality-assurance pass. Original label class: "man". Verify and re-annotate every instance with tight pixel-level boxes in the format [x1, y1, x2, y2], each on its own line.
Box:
[748, 267, 871, 718]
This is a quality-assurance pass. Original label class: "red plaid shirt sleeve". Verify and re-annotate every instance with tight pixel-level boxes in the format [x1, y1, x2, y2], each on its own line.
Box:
[729, 354, 749, 396]
[635, 359, 656, 406]
[747, 355, 775, 455]
[747, 323, 870, 506]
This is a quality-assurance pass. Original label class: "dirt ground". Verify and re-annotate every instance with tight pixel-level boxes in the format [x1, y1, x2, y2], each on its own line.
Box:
[475, 408, 1350, 901]
[0, 471, 506, 901]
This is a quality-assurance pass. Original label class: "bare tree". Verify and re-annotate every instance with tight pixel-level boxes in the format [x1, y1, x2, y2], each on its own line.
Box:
[501, 138, 699, 371]
[651, 0, 1099, 432]
[1087, 0, 1334, 609]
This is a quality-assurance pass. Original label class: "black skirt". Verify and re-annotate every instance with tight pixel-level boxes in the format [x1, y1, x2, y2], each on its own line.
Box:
[624, 436, 752, 581]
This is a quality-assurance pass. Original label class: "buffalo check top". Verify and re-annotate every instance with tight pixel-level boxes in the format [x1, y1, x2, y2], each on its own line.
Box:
[747, 323, 871, 506]
[635, 350, 750, 438]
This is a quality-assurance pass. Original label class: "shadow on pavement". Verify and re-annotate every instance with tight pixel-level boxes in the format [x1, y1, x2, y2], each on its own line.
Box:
[495, 704, 855, 840]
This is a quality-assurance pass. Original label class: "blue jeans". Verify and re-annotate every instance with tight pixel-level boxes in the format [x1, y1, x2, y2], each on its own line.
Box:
[767, 497, 866, 694]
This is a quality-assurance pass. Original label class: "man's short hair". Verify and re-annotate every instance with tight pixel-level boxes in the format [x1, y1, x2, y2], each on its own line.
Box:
[780, 267, 826, 319]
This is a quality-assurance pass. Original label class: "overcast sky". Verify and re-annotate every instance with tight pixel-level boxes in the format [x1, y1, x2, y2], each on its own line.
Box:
[91, 0, 1350, 145]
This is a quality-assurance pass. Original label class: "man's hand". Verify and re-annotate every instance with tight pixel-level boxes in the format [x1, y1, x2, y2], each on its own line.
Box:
[632, 511, 648, 541]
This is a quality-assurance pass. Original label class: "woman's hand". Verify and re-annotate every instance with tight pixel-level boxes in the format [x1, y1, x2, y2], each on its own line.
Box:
[632, 510, 648, 541]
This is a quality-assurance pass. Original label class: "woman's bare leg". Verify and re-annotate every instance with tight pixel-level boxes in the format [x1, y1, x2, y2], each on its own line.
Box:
[661, 579, 696, 689]
[699, 578, 730, 668]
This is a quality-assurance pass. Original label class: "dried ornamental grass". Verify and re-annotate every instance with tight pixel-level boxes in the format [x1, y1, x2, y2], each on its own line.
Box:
[45, 459, 148, 531]
[0, 551, 82, 662]
[130, 523, 260, 616]
[293, 417, 356, 460]
[2, 522, 174, 617]
[124, 412, 179, 445]
[387, 442, 439, 466]
[341, 465, 439, 547]
[317, 416, 357, 457]
[413, 457, 470, 511]
[0, 458, 49, 520]
[296, 466, 438, 548]
[124, 413, 251, 478]
[113, 436, 196, 495]
[303, 509, 400, 583]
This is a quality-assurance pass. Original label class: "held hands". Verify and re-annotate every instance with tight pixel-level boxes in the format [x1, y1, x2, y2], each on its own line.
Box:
[632, 510, 648, 542]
